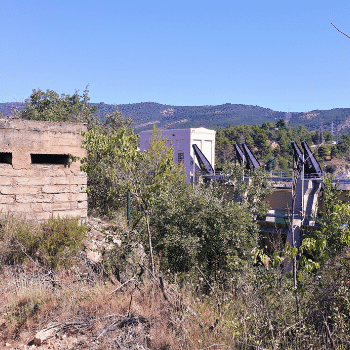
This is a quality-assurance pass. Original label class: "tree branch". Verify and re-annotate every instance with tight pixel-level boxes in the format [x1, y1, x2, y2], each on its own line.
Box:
[331, 23, 350, 39]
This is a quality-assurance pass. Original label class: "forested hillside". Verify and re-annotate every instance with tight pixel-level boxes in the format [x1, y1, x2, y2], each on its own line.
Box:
[215, 121, 350, 174]
[2, 101, 350, 133]
[0, 102, 25, 116]
[92, 102, 286, 130]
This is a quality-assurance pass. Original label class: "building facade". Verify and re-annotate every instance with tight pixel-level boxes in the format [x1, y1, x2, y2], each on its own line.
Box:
[0, 119, 87, 222]
[139, 127, 216, 182]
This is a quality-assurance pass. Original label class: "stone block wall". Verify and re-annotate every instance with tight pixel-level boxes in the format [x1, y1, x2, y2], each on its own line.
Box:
[0, 119, 88, 222]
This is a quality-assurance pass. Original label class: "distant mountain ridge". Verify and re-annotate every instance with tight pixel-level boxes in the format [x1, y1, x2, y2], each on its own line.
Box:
[1, 101, 350, 132]
[0, 102, 25, 116]
[92, 102, 289, 131]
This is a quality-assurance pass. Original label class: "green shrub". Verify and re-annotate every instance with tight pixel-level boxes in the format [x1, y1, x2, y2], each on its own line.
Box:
[101, 227, 142, 282]
[39, 216, 88, 269]
[0, 215, 88, 269]
[0, 216, 41, 265]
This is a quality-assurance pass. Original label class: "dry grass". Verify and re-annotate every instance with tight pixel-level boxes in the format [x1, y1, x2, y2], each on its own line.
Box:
[1, 258, 350, 349]
[0, 261, 199, 349]
[1, 216, 350, 349]
[0, 257, 239, 350]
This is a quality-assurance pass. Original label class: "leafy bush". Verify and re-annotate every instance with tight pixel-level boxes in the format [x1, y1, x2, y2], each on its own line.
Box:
[101, 227, 143, 282]
[151, 166, 271, 280]
[317, 144, 330, 160]
[39, 216, 88, 269]
[324, 164, 337, 173]
[0, 216, 88, 269]
[0, 217, 41, 265]
[299, 175, 350, 271]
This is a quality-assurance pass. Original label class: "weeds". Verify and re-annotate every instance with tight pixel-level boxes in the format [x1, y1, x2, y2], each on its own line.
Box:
[0, 215, 88, 269]
[0, 216, 349, 349]
[40, 216, 87, 269]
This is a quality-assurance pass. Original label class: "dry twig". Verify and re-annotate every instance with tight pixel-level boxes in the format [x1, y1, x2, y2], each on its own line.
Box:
[331, 23, 350, 39]
[110, 277, 136, 294]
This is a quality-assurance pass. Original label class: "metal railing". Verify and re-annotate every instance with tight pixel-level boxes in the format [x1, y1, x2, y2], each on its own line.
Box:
[269, 171, 293, 178]
[269, 171, 350, 180]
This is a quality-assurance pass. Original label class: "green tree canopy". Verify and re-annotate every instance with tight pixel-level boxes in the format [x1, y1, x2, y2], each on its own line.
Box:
[299, 175, 350, 271]
[80, 125, 186, 272]
[18, 87, 133, 133]
[276, 119, 286, 129]
[18, 87, 99, 128]
[151, 165, 271, 278]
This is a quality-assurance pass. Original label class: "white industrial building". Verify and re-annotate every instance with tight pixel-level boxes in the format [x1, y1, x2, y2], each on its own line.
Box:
[139, 127, 216, 183]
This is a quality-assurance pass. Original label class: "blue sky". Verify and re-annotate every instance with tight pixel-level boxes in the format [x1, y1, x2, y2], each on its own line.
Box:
[1, 0, 350, 112]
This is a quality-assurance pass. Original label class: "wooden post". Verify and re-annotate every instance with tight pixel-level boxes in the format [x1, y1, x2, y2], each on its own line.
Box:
[158, 273, 168, 301]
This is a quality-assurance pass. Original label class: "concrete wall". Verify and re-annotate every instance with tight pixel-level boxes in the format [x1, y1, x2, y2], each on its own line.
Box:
[0, 119, 87, 222]
[264, 188, 292, 211]
[139, 127, 216, 183]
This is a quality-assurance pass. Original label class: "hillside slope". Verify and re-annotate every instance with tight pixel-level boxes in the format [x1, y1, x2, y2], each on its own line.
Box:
[94, 102, 286, 130]
[1, 102, 350, 132]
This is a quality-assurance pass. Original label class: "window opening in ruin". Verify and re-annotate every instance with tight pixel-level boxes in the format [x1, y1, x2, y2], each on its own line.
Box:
[0, 152, 12, 165]
[31, 154, 69, 165]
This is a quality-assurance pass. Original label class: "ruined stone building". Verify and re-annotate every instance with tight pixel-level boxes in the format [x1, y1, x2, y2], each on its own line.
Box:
[0, 119, 88, 222]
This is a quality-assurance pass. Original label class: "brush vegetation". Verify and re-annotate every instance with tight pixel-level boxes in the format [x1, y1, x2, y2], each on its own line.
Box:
[1, 89, 349, 349]
[0, 215, 349, 349]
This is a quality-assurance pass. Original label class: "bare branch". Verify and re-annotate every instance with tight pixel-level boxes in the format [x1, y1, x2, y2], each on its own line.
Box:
[198, 345, 230, 350]
[331, 23, 350, 39]
[195, 265, 216, 295]
[110, 277, 136, 294]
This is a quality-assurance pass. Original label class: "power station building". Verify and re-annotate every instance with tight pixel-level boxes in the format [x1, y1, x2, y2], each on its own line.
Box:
[139, 127, 216, 183]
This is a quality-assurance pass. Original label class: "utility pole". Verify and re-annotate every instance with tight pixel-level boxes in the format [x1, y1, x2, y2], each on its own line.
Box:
[331, 121, 334, 140]
[318, 123, 323, 145]
[291, 153, 297, 289]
